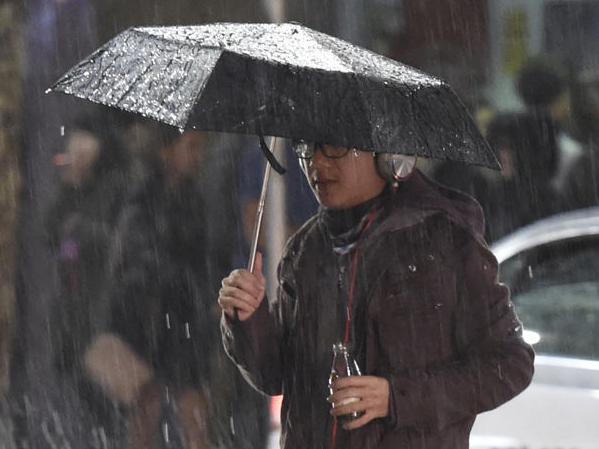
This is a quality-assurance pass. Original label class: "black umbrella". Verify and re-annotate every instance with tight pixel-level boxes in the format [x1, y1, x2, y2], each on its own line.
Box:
[49, 22, 498, 169]
[48, 22, 499, 270]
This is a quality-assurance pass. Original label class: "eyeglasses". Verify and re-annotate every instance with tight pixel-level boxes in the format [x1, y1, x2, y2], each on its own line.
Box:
[291, 140, 351, 160]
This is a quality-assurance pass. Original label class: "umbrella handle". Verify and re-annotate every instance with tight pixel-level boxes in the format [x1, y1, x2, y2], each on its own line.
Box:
[247, 136, 277, 273]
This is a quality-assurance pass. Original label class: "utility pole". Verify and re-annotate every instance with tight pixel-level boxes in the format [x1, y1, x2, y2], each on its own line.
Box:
[262, 0, 287, 300]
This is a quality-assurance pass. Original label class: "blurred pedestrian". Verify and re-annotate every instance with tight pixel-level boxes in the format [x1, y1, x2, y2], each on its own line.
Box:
[560, 73, 599, 208]
[516, 57, 586, 197]
[45, 111, 129, 446]
[479, 112, 562, 240]
[84, 126, 267, 449]
[219, 141, 534, 449]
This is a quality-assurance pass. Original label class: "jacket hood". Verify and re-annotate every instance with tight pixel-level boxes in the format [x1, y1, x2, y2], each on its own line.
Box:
[374, 169, 485, 242]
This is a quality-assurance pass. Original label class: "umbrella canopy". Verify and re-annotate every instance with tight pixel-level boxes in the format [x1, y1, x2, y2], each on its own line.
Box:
[49, 22, 499, 169]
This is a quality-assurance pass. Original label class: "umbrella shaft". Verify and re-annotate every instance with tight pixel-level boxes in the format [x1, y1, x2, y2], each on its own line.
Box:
[248, 137, 277, 273]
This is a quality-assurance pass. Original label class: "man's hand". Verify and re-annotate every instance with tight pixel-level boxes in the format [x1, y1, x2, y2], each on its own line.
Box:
[84, 333, 154, 405]
[329, 375, 390, 430]
[218, 252, 266, 321]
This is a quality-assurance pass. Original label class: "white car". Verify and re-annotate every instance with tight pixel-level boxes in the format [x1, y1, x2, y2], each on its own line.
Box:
[472, 207, 599, 449]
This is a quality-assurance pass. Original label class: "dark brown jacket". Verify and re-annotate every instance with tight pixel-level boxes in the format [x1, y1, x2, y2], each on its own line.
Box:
[223, 170, 534, 449]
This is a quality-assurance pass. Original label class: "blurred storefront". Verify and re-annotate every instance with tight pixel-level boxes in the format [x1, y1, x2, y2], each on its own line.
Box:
[0, 1, 22, 397]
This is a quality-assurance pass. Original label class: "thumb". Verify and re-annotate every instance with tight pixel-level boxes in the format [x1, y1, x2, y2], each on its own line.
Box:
[253, 251, 266, 284]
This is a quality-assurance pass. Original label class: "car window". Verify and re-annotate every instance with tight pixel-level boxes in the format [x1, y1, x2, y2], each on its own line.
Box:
[499, 235, 599, 360]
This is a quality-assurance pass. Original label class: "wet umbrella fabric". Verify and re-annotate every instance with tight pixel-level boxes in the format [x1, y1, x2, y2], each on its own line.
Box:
[50, 22, 499, 169]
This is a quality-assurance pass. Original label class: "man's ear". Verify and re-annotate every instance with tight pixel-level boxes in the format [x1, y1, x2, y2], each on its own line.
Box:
[375, 153, 416, 181]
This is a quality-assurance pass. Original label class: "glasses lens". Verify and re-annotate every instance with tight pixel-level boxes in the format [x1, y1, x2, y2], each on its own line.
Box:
[292, 141, 350, 159]
[292, 140, 314, 159]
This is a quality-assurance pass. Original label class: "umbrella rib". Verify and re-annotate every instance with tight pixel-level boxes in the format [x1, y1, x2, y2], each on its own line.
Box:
[184, 49, 225, 128]
[133, 27, 223, 52]
[90, 47, 111, 93]
[112, 63, 155, 110]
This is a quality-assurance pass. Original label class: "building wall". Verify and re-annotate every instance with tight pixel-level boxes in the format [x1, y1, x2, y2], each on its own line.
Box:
[388, 0, 490, 109]
[95, 0, 268, 42]
[0, 1, 22, 395]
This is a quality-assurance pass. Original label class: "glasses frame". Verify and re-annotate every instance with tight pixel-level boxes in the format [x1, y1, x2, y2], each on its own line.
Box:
[292, 140, 351, 160]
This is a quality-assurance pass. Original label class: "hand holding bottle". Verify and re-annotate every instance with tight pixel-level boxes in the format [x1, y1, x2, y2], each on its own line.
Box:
[329, 375, 390, 430]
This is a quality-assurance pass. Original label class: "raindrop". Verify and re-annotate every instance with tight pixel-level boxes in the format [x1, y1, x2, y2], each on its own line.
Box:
[185, 322, 191, 339]
[408, 264, 417, 272]
[163, 422, 170, 443]
[165, 313, 171, 329]
[528, 265, 534, 278]
[60, 126, 65, 136]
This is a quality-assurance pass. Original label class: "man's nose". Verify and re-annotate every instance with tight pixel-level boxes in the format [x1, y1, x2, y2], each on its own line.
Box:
[310, 147, 331, 168]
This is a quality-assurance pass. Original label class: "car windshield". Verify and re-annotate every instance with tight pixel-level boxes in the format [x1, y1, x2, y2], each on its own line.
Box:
[500, 235, 599, 360]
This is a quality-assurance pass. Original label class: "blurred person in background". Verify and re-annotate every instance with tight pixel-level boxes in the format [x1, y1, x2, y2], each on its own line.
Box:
[560, 71, 599, 208]
[45, 111, 130, 447]
[83, 126, 268, 449]
[516, 57, 586, 198]
[480, 113, 562, 241]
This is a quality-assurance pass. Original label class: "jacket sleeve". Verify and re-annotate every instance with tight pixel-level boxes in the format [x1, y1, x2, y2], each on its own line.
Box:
[387, 228, 535, 431]
[221, 248, 296, 396]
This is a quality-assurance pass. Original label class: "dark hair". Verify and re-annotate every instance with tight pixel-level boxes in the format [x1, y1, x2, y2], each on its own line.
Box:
[126, 121, 186, 171]
[67, 112, 128, 176]
[516, 58, 567, 108]
[154, 123, 184, 149]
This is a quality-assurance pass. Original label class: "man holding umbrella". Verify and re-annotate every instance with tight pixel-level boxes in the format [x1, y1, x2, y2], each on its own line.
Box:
[218, 142, 534, 448]
[48, 22, 535, 449]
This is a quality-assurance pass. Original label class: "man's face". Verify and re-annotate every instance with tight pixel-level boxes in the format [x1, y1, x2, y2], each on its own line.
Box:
[302, 144, 386, 209]
[58, 130, 101, 187]
[162, 131, 208, 181]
